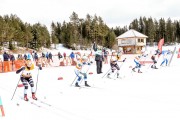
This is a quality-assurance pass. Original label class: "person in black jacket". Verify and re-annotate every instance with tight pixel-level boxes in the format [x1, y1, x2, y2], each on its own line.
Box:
[3, 51, 9, 61]
[9, 53, 15, 71]
[58, 52, 62, 60]
[9, 53, 15, 61]
[95, 49, 104, 74]
[48, 52, 53, 62]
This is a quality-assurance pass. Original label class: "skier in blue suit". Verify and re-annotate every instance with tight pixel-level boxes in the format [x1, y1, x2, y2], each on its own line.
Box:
[160, 50, 171, 66]
[132, 56, 142, 73]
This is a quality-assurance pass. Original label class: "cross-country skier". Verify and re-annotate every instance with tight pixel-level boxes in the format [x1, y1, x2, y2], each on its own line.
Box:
[16, 59, 42, 101]
[74, 55, 93, 87]
[151, 49, 161, 69]
[107, 52, 125, 78]
[160, 50, 171, 66]
[132, 56, 143, 73]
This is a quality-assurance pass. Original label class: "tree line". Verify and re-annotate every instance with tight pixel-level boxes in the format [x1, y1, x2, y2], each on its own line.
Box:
[0, 13, 180, 51]
[0, 14, 50, 51]
[114, 17, 180, 45]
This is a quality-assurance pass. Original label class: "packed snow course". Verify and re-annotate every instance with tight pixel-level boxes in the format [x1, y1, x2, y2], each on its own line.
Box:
[0, 45, 180, 120]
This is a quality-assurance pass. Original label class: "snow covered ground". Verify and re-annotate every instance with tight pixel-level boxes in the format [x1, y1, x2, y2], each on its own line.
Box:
[0, 45, 180, 120]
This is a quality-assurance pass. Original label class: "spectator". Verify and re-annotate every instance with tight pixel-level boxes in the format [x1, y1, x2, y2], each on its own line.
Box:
[34, 52, 39, 64]
[9, 53, 15, 71]
[9, 53, 15, 62]
[3, 51, 10, 72]
[46, 52, 49, 60]
[27, 53, 31, 60]
[63, 52, 67, 65]
[63, 52, 66, 59]
[3, 51, 9, 61]
[24, 54, 27, 60]
[42, 52, 45, 58]
[58, 52, 62, 60]
[48, 52, 53, 62]
[95, 49, 104, 74]
[16, 54, 21, 60]
[70, 52, 75, 64]
[31, 51, 35, 61]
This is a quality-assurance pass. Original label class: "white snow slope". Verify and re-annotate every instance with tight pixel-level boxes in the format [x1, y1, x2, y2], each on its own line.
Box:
[0, 45, 180, 120]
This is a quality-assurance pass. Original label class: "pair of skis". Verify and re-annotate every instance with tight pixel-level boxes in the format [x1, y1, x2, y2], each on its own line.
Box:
[17, 95, 51, 108]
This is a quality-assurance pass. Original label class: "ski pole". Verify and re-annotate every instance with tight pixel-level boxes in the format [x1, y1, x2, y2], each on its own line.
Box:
[101, 68, 111, 78]
[11, 78, 21, 100]
[141, 54, 148, 65]
[79, 64, 92, 84]
[35, 68, 39, 93]
[70, 62, 92, 86]
[146, 54, 160, 71]
[70, 75, 77, 86]
[117, 58, 126, 68]
[113, 58, 126, 78]
[102, 58, 126, 78]
[35, 63, 42, 93]
[70, 67, 83, 86]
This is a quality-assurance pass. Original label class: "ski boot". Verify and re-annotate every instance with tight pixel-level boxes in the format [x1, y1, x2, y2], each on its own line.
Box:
[151, 65, 154, 68]
[138, 69, 142, 73]
[75, 82, 80, 87]
[24, 94, 29, 101]
[117, 73, 119, 78]
[132, 68, 136, 72]
[85, 81, 90, 87]
[107, 73, 110, 78]
[32, 93, 37, 100]
[154, 66, 158, 69]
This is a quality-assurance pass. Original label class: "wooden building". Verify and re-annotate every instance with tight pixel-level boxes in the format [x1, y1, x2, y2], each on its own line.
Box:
[116, 29, 148, 54]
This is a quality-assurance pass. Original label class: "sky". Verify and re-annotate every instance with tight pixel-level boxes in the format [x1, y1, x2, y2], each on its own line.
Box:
[1, 0, 180, 31]
[0, 45, 180, 120]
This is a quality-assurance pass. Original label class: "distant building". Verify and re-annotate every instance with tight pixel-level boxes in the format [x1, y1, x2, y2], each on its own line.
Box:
[116, 29, 148, 54]
[1, 41, 18, 49]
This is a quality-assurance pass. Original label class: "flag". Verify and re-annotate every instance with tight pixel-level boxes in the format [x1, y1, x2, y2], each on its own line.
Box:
[177, 48, 180, 58]
[158, 38, 164, 53]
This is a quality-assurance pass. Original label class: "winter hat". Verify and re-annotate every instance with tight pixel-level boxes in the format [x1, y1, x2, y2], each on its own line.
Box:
[82, 55, 88, 61]
[26, 60, 32, 67]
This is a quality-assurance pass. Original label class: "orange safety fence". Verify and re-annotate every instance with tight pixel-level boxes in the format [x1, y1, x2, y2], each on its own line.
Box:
[59, 56, 77, 66]
[3, 61, 11, 72]
[10, 61, 16, 71]
[0, 60, 26, 73]
[0, 62, 3, 73]
[14, 60, 26, 70]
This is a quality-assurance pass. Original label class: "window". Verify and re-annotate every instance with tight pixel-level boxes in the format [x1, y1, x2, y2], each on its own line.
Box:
[138, 39, 141, 42]
[138, 39, 144, 43]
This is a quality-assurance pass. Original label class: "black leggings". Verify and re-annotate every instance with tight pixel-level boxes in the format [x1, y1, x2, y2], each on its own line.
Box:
[21, 77, 34, 90]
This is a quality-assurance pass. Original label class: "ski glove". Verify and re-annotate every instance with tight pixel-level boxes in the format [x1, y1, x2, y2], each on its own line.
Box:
[38, 64, 42, 70]
[123, 58, 126, 62]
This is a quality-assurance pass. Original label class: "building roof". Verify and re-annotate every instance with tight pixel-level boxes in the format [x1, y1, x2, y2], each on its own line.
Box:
[116, 29, 148, 39]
